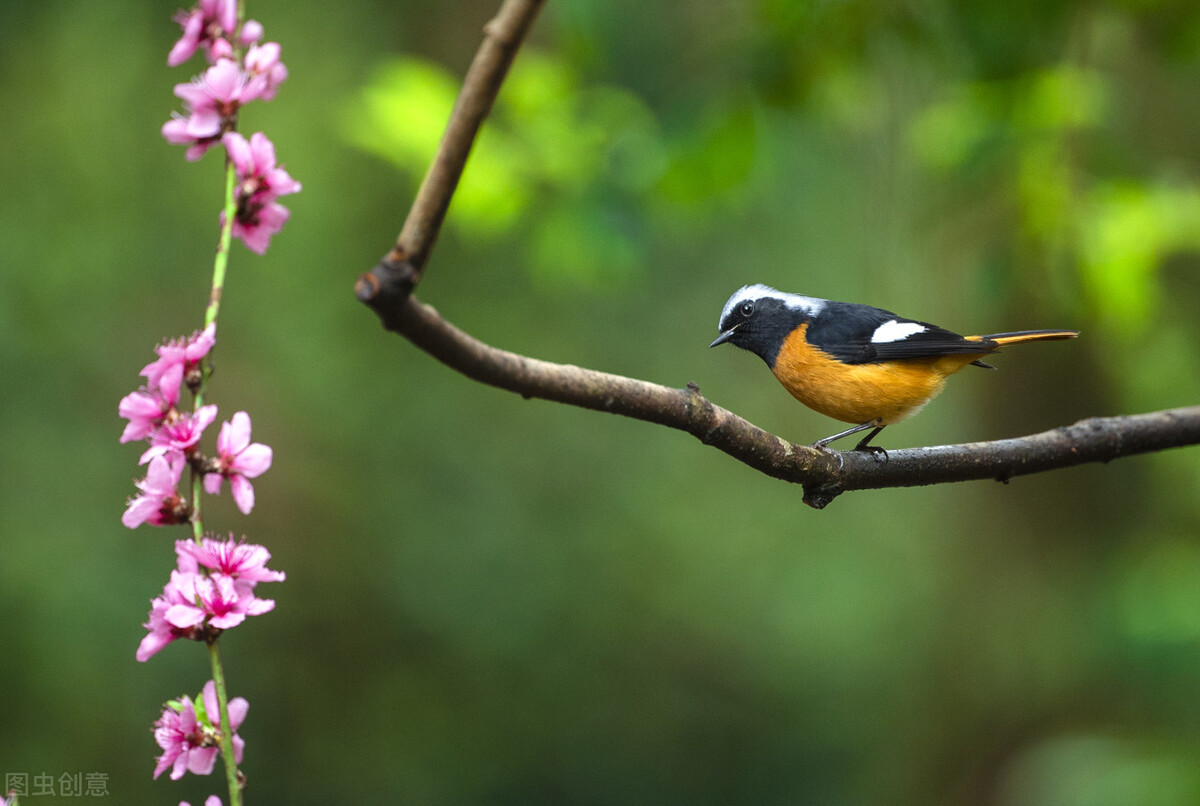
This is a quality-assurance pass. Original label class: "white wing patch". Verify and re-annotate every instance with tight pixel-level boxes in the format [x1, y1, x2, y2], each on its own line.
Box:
[871, 319, 927, 343]
[719, 284, 825, 326]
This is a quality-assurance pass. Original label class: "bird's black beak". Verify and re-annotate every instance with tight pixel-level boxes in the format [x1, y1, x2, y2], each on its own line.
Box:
[709, 328, 736, 348]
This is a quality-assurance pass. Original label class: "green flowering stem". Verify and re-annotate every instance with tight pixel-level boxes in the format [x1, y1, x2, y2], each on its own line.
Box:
[205, 157, 238, 332]
[189, 470, 205, 543]
[209, 639, 243, 806]
[189, 158, 237, 543]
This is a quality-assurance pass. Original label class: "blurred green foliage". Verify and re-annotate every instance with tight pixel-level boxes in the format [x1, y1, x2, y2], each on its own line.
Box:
[3, 0, 1200, 804]
[345, 51, 664, 288]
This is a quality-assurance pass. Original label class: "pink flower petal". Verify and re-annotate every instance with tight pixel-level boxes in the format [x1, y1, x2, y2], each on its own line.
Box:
[194, 404, 219, 432]
[207, 611, 247, 630]
[226, 696, 249, 730]
[230, 474, 255, 514]
[203, 59, 242, 101]
[121, 498, 159, 529]
[169, 752, 190, 781]
[202, 680, 219, 715]
[184, 324, 217, 362]
[165, 604, 206, 629]
[241, 19, 264, 45]
[185, 109, 223, 139]
[186, 746, 218, 777]
[248, 130, 277, 169]
[243, 596, 274, 616]
[136, 631, 174, 662]
[173, 81, 211, 108]
[162, 117, 194, 145]
[222, 412, 253, 455]
[167, 13, 204, 66]
[185, 141, 219, 162]
[223, 132, 252, 174]
[234, 443, 272, 477]
[213, 0, 237, 35]
[174, 541, 200, 573]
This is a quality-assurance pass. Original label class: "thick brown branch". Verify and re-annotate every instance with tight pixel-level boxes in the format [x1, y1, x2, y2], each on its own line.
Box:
[355, 1, 1200, 508]
[384, 295, 1200, 508]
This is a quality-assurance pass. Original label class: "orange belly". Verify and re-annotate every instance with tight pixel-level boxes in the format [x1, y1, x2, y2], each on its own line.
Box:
[770, 325, 987, 425]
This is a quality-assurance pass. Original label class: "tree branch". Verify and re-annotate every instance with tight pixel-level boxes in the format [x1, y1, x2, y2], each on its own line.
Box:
[355, 0, 1200, 508]
[372, 295, 1200, 508]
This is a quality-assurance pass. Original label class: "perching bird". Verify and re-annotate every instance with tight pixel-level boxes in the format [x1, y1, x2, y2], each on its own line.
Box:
[710, 284, 1078, 450]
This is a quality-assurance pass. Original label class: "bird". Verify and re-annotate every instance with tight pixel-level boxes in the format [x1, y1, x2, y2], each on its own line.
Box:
[709, 284, 1078, 450]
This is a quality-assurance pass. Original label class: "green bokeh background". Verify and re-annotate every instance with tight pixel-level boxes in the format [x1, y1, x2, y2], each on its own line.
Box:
[4, 1, 1200, 803]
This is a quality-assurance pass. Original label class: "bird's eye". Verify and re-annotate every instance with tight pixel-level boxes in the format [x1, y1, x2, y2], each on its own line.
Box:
[739, 301, 754, 317]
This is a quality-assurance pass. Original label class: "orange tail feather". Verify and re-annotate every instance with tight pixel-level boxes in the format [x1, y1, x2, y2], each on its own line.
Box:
[975, 329, 1080, 346]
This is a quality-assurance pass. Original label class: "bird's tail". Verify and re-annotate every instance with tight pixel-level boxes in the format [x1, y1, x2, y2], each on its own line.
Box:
[964, 329, 1078, 369]
[975, 329, 1080, 345]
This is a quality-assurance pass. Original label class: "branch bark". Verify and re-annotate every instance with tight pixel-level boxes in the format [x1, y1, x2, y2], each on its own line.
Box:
[355, 0, 1200, 508]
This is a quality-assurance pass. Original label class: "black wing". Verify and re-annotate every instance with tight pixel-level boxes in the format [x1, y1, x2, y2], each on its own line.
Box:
[807, 302, 998, 365]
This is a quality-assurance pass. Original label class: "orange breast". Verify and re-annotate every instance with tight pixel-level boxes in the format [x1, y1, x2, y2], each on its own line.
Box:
[770, 324, 988, 425]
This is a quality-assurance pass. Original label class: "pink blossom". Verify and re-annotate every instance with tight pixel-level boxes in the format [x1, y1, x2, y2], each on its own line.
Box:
[203, 411, 272, 513]
[152, 694, 211, 780]
[169, 571, 276, 631]
[151, 680, 245, 781]
[119, 388, 173, 443]
[140, 404, 218, 464]
[228, 201, 292, 254]
[167, 0, 238, 67]
[225, 132, 301, 199]
[141, 567, 271, 659]
[139, 541, 283, 659]
[243, 42, 288, 101]
[163, 60, 268, 160]
[137, 571, 205, 661]
[181, 797, 224, 806]
[123, 453, 188, 529]
[221, 131, 300, 254]
[176, 536, 286, 585]
[141, 324, 216, 406]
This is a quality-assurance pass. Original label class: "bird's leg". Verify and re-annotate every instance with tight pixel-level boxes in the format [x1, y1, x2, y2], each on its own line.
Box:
[812, 419, 882, 450]
[852, 425, 887, 455]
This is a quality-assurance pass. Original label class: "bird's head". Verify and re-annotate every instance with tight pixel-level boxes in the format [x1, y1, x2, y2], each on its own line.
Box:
[710, 284, 825, 365]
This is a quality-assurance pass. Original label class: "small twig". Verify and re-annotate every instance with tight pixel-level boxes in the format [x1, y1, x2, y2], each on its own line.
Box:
[355, 1, 1200, 509]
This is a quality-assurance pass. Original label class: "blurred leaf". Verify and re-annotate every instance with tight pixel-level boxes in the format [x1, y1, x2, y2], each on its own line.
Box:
[1078, 181, 1200, 332]
[1015, 65, 1109, 132]
[340, 57, 531, 235]
[909, 65, 1107, 173]
[342, 58, 458, 171]
[810, 59, 885, 134]
[908, 82, 1004, 171]
[655, 104, 757, 207]
[1118, 536, 1200, 644]
[342, 50, 665, 288]
[1000, 735, 1200, 806]
[529, 200, 640, 290]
